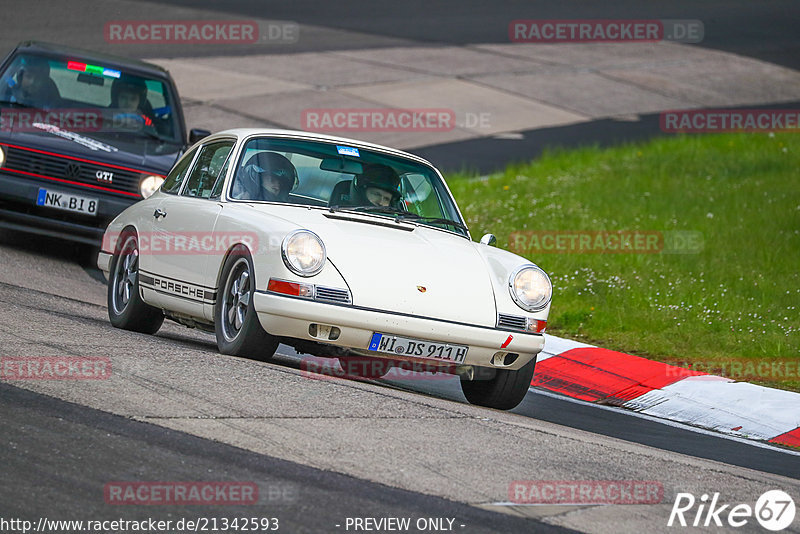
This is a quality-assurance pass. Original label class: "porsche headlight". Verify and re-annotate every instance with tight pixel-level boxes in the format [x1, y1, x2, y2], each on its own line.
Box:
[282, 230, 326, 277]
[140, 175, 164, 198]
[509, 265, 552, 311]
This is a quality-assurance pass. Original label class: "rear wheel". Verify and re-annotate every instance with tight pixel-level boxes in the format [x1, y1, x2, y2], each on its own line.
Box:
[460, 357, 536, 410]
[107, 231, 164, 334]
[215, 248, 278, 360]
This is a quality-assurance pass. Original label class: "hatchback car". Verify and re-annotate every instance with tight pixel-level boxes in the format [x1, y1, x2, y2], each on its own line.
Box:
[0, 41, 208, 244]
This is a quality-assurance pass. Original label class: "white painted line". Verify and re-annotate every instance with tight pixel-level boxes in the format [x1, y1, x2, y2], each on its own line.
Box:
[530, 387, 800, 456]
[487, 501, 606, 507]
[624, 376, 800, 441]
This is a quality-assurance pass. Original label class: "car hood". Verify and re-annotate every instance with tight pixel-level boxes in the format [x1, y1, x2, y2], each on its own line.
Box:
[0, 129, 182, 173]
[266, 207, 498, 326]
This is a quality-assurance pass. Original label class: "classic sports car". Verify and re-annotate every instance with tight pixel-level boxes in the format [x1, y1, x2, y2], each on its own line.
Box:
[97, 129, 551, 410]
[0, 41, 209, 244]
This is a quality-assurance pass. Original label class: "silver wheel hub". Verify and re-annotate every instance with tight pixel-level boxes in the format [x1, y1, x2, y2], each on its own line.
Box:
[112, 237, 138, 315]
[222, 259, 251, 342]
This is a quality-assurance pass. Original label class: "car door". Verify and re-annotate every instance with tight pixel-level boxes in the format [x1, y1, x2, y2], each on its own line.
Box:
[143, 139, 235, 318]
[137, 144, 197, 306]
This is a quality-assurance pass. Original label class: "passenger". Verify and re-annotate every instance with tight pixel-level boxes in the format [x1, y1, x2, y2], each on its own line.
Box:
[353, 163, 402, 207]
[232, 152, 298, 202]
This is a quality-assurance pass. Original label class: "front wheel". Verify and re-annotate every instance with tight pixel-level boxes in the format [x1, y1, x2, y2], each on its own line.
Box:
[460, 357, 536, 410]
[214, 248, 278, 360]
[107, 231, 164, 334]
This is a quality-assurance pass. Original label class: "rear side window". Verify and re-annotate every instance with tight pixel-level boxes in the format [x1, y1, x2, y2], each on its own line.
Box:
[209, 155, 232, 199]
[161, 147, 197, 194]
[182, 141, 234, 199]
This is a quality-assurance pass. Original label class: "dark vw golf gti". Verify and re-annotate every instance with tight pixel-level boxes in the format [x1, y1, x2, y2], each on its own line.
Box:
[0, 41, 208, 244]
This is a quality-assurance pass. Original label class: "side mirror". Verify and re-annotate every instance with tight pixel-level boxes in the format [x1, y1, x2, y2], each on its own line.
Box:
[480, 233, 497, 246]
[189, 128, 211, 145]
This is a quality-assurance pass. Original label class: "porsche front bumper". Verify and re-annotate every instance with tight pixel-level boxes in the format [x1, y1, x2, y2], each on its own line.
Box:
[253, 291, 543, 370]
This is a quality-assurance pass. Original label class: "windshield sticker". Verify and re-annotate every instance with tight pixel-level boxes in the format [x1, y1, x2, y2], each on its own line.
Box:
[33, 122, 119, 152]
[336, 145, 360, 157]
[66, 61, 121, 79]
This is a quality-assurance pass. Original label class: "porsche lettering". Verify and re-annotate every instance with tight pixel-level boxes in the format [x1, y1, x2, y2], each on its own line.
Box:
[153, 278, 206, 300]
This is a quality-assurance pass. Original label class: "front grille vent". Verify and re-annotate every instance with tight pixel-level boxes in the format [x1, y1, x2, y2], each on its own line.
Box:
[315, 286, 352, 304]
[497, 313, 527, 331]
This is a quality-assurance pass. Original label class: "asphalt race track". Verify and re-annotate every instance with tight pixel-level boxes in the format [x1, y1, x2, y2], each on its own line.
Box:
[2, 2, 800, 533]
[1, 383, 570, 534]
[1, 232, 798, 532]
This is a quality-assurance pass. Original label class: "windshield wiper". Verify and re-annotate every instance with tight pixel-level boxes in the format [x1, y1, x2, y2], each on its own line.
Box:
[0, 99, 35, 109]
[114, 128, 173, 144]
[347, 205, 411, 216]
[332, 205, 468, 232]
[396, 214, 469, 233]
[328, 205, 410, 217]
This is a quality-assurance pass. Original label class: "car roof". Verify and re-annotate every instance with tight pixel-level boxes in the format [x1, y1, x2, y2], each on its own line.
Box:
[207, 128, 439, 169]
[10, 40, 172, 79]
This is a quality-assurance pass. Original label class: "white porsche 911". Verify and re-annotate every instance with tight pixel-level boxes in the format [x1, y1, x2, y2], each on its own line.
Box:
[97, 129, 551, 410]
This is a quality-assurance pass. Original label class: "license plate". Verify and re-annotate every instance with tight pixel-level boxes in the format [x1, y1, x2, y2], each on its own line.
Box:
[368, 333, 468, 364]
[36, 188, 98, 216]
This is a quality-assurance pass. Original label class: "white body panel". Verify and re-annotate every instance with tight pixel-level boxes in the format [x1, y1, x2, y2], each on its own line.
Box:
[140, 195, 222, 318]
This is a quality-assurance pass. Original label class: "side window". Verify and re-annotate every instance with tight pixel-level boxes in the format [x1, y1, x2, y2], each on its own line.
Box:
[161, 148, 197, 194]
[209, 156, 232, 199]
[182, 141, 234, 199]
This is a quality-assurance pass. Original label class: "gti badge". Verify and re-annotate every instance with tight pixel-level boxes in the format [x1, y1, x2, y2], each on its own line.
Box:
[96, 170, 114, 183]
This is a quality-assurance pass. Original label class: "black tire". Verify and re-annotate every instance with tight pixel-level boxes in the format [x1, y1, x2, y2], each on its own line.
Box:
[107, 230, 164, 334]
[460, 356, 537, 410]
[214, 247, 278, 360]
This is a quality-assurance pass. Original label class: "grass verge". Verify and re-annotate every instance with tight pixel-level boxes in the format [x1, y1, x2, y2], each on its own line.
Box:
[447, 132, 800, 391]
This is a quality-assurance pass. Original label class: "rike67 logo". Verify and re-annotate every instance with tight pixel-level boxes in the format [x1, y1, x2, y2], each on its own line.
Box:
[668, 490, 796, 531]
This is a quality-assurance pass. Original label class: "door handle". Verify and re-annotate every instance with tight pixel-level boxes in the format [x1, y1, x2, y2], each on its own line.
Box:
[153, 208, 167, 219]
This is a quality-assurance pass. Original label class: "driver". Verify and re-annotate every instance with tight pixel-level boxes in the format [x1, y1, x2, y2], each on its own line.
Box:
[113, 80, 145, 113]
[232, 152, 298, 202]
[110, 76, 155, 126]
[352, 163, 401, 207]
[11, 56, 60, 107]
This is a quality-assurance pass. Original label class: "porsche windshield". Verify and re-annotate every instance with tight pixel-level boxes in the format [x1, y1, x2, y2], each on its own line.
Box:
[228, 137, 468, 237]
[0, 52, 181, 143]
